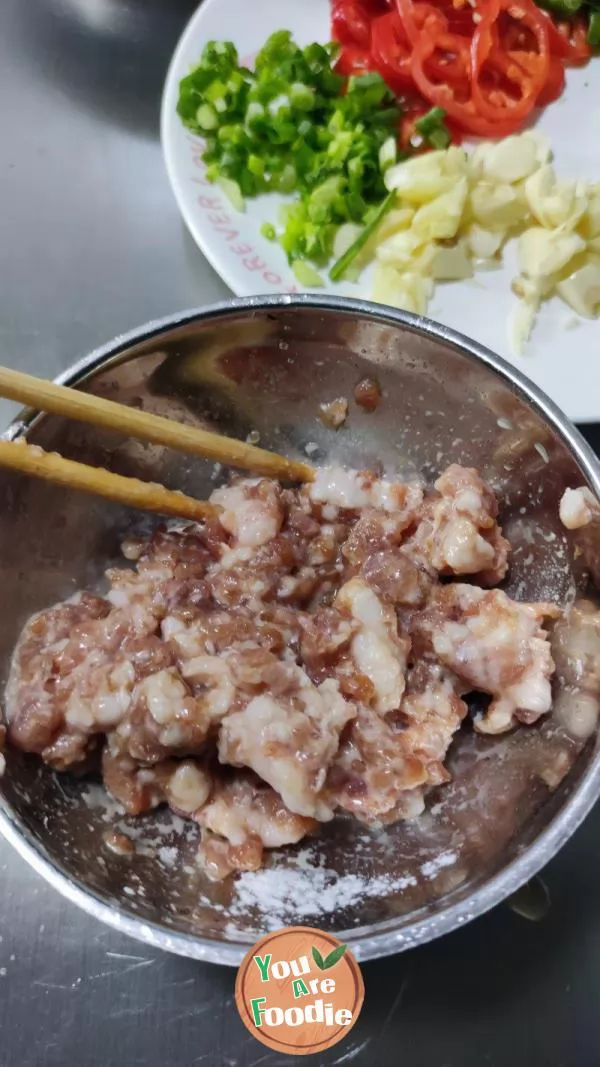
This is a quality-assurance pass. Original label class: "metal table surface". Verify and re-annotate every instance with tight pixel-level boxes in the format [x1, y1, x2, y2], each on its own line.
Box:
[2, 3, 600, 1065]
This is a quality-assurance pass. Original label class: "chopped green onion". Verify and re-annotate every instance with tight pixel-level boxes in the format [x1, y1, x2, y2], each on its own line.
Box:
[261, 222, 276, 240]
[329, 190, 397, 282]
[177, 31, 404, 269]
[415, 107, 451, 150]
[217, 176, 245, 212]
[427, 128, 450, 150]
[290, 82, 315, 109]
[248, 154, 265, 177]
[348, 72, 387, 90]
[245, 101, 265, 125]
[292, 261, 325, 287]
[378, 136, 397, 172]
[195, 103, 218, 130]
[277, 163, 297, 192]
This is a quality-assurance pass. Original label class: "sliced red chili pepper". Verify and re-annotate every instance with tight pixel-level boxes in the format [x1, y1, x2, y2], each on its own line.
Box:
[394, 0, 420, 44]
[370, 11, 414, 92]
[542, 14, 571, 59]
[544, 12, 591, 65]
[356, 0, 391, 11]
[478, 46, 545, 118]
[334, 45, 375, 77]
[425, 33, 472, 87]
[397, 0, 481, 40]
[564, 16, 591, 63]
[411, 30, 520, 137]
[470, 0, 549, 126]
[332, 0, 587, 145]
[438, 0, 481, 38]
[535, 52, 565, 105]
[331, 1, 372, 48]
[395, 0, 446, 45]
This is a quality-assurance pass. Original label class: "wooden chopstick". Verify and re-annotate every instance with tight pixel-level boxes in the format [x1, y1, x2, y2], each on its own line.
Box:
[0, 366, 315, 483]
[0, 441, 218, 522]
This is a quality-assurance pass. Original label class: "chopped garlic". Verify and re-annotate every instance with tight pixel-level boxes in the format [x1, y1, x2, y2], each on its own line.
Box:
[470, 131, 550, 184]
[367, 131, 600, 350]
[525, 165, 587, 231]
[470, 183, 526, 231]
[465, 223, 506, 261]
[580, 189, 600, 240]
[411, 178, 469, 242]
[510, 298, 539, 356]
[557, 260, 600, 318]
[430, 240, 473, 281]
[385, 147, 468, 204]
[472, 132, 549, 184]
[518, 228, 585, 280]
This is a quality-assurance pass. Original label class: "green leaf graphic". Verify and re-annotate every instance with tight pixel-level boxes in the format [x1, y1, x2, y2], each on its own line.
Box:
[311, 946, 326, 970]
[322, 943, 348, 969]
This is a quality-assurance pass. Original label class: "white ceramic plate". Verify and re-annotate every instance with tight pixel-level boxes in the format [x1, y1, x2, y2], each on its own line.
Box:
[161, 0, 600, 421]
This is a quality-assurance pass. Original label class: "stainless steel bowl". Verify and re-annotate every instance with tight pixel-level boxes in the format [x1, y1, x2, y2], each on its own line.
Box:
[1, 294, 600, 966]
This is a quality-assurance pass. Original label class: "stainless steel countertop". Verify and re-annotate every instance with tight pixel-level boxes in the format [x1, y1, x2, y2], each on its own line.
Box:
[2, 3, 600, 1065]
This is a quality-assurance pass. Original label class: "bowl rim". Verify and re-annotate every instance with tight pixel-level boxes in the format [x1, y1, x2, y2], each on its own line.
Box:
[2, 292, 600, 966]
